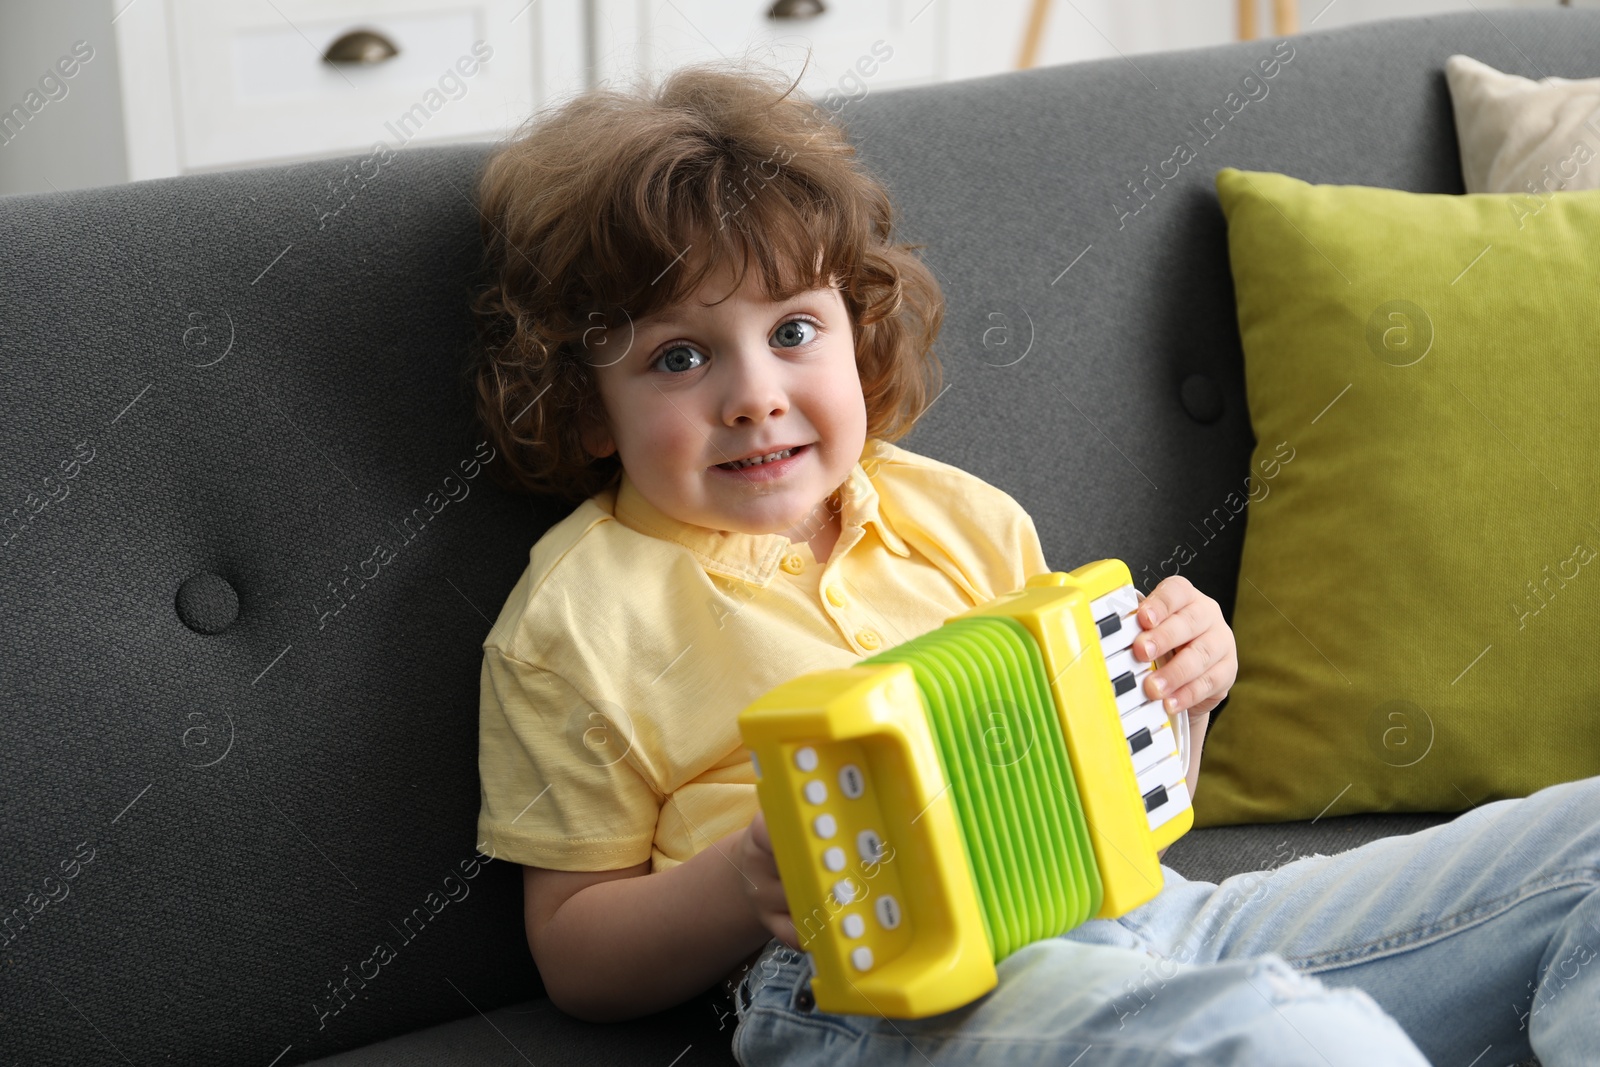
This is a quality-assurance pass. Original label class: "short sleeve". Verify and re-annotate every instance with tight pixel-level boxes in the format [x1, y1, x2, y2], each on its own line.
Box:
[866, 439, 1055, 602]
[476, 645, 661, 871]
[1014, 501, 1051, 588]
[969, 484, 1052, 597]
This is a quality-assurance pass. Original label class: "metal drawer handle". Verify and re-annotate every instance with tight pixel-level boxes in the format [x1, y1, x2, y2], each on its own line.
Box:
[323, 29, 400, 65]
[766, 0, 826, 19]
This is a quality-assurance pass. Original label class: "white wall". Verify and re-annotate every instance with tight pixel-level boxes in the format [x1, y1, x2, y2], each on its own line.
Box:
[952, 0, 1593, 82]
[0, 0, 126, 196]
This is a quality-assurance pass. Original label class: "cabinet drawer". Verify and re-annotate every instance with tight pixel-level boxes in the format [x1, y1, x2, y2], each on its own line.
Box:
[599, 0, 945, 98]
[167, 0, 537, 171]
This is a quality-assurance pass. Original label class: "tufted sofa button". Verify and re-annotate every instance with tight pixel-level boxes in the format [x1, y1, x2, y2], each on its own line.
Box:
[175, 573, 240, 635]
[1180, 373, 1224, 424]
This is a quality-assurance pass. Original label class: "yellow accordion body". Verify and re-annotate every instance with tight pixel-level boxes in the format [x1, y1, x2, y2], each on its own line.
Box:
[737, 559, 1194, 1018]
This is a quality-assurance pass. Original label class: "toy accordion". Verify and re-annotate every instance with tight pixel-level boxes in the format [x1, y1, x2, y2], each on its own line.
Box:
[737, 559, 1193, 1018]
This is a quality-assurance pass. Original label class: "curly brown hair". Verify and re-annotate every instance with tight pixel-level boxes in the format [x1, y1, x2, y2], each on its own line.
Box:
[466, 58, 946, 504]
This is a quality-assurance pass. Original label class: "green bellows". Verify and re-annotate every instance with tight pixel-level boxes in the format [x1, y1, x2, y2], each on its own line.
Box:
[861, 615, 1103, 959]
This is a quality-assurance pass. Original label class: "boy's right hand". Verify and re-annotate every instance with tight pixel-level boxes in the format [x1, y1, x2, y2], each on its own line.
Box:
[739, 810, 801, 950]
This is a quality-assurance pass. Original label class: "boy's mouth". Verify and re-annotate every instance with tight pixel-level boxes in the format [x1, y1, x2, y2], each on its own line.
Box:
[713, 442, 810, 472]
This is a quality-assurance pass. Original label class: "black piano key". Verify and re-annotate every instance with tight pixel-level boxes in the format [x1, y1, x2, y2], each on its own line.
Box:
[1143, 784, 1169, 812]
[1111, 670, 1136, 697]
[1096, 611, 1121, 639]
[1127, 726, 1152, 755]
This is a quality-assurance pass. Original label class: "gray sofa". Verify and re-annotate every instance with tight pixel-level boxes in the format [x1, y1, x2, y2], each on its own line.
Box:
[4, 8, 1591, 1064]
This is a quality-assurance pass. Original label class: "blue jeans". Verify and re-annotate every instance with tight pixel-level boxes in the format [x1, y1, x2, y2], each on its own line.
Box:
[732, 773, 1600, 1066]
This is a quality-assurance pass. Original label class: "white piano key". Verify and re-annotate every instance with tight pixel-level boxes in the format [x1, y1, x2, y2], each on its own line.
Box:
[1089, 585, 1141, 657]
[1090, 585, 1139, 628]
[1146, 777, 1193, 832]
[1121, 700, 1167, 742]
[1137, 721, 1180, 777]
[1103, 645, 1156, 715]
[1134, 749, 1187, 802]
[1122, 702, 1180, 775]
[1098, 613, 1138, 656]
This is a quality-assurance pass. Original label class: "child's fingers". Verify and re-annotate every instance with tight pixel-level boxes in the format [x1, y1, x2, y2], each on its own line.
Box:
[770, 909, 801, 950]
[1143, 626, 1224, 709]
[1136, 575, 1198, 632]
[1165, 666, 1217, 714]
[1135, 599, 1207, 666]
[1161, 646, 1238, 714]
[1166, 653, 1237, 715]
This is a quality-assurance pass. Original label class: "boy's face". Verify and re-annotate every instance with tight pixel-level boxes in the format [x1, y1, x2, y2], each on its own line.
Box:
[581, 255, 867, 543]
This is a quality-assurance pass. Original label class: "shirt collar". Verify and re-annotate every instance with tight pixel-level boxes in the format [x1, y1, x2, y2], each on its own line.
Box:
[610, 438, 911, 585]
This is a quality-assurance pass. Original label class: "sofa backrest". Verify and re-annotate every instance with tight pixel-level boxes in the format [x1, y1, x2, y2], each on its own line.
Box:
[3, 10, 1597, 1064]
[844, 9, 1598, 621]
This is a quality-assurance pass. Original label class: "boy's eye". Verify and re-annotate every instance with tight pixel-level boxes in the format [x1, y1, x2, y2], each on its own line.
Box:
[772, 319, 817, 348]
[655, 345, 706, 374]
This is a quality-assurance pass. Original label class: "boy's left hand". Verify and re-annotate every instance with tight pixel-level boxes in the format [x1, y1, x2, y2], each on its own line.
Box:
[1132, 575, 1236, 718]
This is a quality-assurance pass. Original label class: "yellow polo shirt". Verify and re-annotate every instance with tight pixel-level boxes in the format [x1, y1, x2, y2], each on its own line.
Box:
[476, 436, 1051, 873]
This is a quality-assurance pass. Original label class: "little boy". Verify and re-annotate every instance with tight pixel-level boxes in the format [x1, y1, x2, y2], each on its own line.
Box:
[470, 57, 1231, 1013]
[467, 62, 1571, 1067]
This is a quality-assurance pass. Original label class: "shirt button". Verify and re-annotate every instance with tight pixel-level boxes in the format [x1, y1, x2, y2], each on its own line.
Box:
[826, 586, 847, 607]
[782, 553, 805, 574]
[856, 629, 881, 650]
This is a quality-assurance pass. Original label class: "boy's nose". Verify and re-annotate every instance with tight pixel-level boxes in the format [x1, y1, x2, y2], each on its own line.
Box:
[722, 350, 789, 425]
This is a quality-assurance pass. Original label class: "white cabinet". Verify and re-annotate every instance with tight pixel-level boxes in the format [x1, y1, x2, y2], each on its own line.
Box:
[111, 0, 583, 178]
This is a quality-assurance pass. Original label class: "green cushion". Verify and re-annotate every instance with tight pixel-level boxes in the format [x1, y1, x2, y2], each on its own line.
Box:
[1193, 168, 1600, 827]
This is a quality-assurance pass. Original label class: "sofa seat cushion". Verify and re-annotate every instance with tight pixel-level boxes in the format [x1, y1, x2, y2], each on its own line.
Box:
[303, 988, 739, 1067]
[1162, 811, 1457, 885]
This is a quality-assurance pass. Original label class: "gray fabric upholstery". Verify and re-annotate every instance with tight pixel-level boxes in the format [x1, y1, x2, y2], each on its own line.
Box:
[3, 8, 1593, 1064]
[1160, 812, 1457, 886]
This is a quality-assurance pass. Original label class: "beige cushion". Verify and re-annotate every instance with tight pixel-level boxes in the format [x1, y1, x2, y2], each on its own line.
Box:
[1445, 53, 1600, 194]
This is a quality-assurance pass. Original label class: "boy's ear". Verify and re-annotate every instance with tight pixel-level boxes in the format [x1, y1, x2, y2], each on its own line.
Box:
[579, 414, 616, 460]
